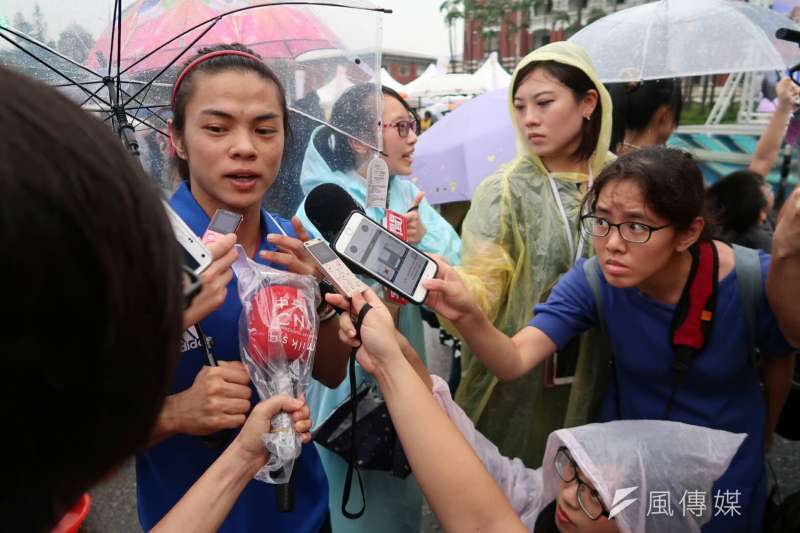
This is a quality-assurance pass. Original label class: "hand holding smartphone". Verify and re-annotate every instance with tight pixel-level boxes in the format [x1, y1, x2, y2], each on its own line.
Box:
[304, 239, 367, 298]
[203, 209, 243, 245]
[332, 212, 438, 305]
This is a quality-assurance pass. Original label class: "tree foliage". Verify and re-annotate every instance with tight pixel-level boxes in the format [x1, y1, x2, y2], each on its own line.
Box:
[57, 23, 94, 63]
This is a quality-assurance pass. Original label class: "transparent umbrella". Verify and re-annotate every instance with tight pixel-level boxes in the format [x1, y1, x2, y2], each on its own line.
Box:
[568, 0, 800, 82]
[0, 0, 388, 210]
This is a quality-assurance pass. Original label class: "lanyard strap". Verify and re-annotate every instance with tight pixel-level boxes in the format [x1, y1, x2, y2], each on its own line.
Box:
[547, 174, 585, 265]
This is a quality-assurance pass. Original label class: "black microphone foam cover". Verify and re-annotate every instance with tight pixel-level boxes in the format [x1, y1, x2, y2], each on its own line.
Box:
[776, 27, 800, 44]
[304, 183, 364, 243]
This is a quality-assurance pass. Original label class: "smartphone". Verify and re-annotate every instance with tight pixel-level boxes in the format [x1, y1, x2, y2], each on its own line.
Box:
[333, 212, 438, 304]
[304, 239, 368, 298]
[202, 209, 243, 245]
[164, 201, 212, 276]
[543, 338, 580, 387]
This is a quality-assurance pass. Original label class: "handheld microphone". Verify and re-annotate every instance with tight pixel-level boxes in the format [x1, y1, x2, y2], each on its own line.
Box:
[776, 28, 800, 45]
[304, 183, 365, 243]
[304, 183, 372, 278]
[247, 285, 314, 513]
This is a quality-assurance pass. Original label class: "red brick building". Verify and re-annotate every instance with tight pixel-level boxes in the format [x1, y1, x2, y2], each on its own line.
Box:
[463, 0, 638, 72]
[382, 49, 436, 85]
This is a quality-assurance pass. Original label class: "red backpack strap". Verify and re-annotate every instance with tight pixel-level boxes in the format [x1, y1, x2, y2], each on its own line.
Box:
[663, 240, 719, 418]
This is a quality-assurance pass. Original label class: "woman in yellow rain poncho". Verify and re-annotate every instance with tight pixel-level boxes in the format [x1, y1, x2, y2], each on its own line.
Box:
[453, 42, 615, 467]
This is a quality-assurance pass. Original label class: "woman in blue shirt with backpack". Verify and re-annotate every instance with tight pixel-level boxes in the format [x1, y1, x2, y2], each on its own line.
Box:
[419, 146, 795, 532]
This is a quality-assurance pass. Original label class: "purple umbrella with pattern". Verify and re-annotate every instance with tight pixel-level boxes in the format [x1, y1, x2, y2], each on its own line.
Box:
[409, 88, 516, 206]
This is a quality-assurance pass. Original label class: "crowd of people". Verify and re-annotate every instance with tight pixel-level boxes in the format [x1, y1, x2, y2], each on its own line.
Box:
[3, 34, 800, 533]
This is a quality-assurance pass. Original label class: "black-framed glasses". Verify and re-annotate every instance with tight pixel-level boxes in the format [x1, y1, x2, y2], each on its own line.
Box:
[383, 119, 419, 138]
[580, 214, 671, 244]
[554, 447, 610, 520]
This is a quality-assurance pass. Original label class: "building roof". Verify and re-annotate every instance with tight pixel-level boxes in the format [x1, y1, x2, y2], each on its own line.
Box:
[382, 48, 437, 62]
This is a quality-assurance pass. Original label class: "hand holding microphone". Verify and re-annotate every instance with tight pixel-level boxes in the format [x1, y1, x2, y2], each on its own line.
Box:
[233, 395, 313, 470]
[167, 360, 253, 437]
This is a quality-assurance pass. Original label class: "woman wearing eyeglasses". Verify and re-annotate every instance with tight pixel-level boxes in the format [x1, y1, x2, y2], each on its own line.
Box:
[324, 288, 745, 533]
[294, 84, 461, 533]
[415, 146, 795, 532]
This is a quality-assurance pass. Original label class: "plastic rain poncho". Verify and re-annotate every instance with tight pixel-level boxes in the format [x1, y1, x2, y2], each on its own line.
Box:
[295, 126, 462, 533]
[432, 375, 745, 532]
[453, 42, 616, 468]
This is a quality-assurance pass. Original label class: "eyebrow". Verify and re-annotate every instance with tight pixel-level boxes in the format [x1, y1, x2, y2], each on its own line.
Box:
[386, 113, 411, 122]
[199, 109, 280, 121]
[514, 90, 555, 101]
[594, 205, 648, 219]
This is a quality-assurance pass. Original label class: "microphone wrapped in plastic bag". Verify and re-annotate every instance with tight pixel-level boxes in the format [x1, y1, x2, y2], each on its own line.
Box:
[231, 246, 319, 490]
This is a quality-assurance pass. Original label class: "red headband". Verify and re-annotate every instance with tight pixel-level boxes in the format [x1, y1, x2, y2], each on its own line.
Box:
[171, 50, 263, 109]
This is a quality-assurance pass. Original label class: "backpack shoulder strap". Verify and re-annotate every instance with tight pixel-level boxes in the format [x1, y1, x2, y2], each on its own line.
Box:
[582, 256, 604, 328]
[732, 244, 762, 366]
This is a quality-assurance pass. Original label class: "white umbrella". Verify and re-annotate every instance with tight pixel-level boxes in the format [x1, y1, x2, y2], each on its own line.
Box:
[380, 68, 407, 93]
[473, 51, 511, 91]
[569, 0, 800, 82]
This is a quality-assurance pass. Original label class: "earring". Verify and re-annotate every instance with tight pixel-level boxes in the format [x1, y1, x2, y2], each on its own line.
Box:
[583, 115, 591, 121]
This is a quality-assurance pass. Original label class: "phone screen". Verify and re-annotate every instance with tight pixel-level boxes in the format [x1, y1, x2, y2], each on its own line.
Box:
[307, 240, 339, 264]
[181, 246, 202, 273]
[210, 210, 242, 234]
[341, 218, 428, 296]
[554, 337, 580, 380]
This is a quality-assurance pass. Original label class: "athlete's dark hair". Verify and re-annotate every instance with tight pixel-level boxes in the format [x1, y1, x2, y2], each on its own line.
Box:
[171, 43, 291, 180]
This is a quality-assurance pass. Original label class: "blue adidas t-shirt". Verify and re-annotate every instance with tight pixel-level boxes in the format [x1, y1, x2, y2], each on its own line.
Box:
[136, 182, 328, 532]
[530, 252, 793, 532]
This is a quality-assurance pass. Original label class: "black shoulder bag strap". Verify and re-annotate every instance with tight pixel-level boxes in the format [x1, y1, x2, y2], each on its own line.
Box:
[341, 303, 372, 520]
[663, 241, 719, 419]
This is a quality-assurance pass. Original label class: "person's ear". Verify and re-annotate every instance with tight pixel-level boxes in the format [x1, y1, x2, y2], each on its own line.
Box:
[168, 119, 187, 160]
[653, 105, 676, 143]
[347, 137, 369, 156]
[579, 89, 599, 120]
[675, 216, 705, 252]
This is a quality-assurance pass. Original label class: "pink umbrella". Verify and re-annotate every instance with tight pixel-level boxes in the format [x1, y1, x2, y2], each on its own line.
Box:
[87, 0, 340, 73]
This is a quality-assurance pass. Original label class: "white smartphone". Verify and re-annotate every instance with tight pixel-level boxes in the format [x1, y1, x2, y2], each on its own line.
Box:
[333, 212, 438, 305]
[304, 239, 368, 298]
[163, 201, 212, 276]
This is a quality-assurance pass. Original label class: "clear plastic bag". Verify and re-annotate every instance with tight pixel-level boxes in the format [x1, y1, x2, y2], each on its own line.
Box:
[232, 246, 320, 484]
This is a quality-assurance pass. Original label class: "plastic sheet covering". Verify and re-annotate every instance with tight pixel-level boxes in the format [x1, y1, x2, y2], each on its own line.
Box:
[431, 375, 745, 533]
[232, 245, 320, 484]
[451, 42, 615, 467]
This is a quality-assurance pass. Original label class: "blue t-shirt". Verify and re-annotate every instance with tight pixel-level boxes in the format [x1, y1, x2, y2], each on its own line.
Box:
[530, 252, 793, 531]
[136, 182, 328, 532]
